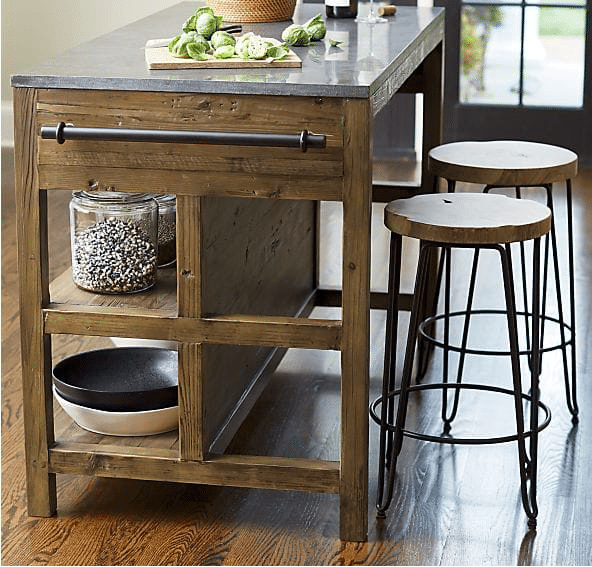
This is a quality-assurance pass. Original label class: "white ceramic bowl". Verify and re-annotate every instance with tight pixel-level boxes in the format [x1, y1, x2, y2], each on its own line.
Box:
[110, 337, 177, 350]
[53, 386, 179, 436]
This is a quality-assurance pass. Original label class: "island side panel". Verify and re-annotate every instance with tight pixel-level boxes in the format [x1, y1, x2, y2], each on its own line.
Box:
[34, 89, 342, 456]
[200, 197, 316, 453]
[13, 87, 57, 515]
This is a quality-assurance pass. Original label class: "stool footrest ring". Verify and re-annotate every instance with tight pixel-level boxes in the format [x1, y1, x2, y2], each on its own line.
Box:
[419, 309, 573, 357]
[370, 382, 551, 445]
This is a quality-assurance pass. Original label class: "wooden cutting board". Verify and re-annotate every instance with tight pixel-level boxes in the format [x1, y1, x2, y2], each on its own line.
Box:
[145, 38, 302, 69]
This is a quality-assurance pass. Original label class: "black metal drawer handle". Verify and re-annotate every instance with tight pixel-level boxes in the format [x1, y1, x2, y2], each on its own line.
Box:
[40, 122, 326, 153]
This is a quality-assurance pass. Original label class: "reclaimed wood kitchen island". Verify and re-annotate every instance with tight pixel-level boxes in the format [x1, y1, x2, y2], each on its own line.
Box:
[11, 1, 443, 541]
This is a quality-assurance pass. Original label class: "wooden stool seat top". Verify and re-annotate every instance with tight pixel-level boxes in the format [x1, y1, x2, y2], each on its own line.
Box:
[428, 140, 578, 186]
[384, 193, 551, 244]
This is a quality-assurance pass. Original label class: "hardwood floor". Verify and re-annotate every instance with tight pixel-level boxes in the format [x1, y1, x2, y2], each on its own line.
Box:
[2, 148, 591, 565]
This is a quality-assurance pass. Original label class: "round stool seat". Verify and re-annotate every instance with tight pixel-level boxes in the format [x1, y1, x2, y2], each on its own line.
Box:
[384, 193, 551, 245]
[428, 141, 578, 186]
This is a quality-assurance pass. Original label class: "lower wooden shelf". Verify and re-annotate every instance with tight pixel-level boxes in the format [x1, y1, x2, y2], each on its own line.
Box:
[52, 405, 340, 494]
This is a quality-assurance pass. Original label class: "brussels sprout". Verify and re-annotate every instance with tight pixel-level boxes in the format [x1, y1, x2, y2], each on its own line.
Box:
[168, 35, 182, 52]
[236, 46, 250, 59]
[247, 37, 269, 59]
[194, 6, 215, 17]
[185, 32, 209, 53]
[307, 23, 326, 41]
[304, 13, 323, 27]
[266, 44, 290, 60]
[170, 33, 195, 58]
[235, 32, 255, 59]
[213, 45, 236, 59]
[170, 31, 209, 58]
[233, 32, 288, 60]
[304, 14, 326, 41]
[187, 41, 209, 60]
[182, 15, 197, 32]
[195, 12, 219, 39]
[281, 24, 311, 47]
[211, 31, 236, 49]
[236, 42, 250, 59]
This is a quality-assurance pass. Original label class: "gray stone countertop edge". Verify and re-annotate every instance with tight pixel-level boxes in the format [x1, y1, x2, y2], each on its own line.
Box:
[10, 74, 371, 98]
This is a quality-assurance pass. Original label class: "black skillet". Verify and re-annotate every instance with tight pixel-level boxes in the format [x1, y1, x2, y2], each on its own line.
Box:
[53, 347, 178, 412]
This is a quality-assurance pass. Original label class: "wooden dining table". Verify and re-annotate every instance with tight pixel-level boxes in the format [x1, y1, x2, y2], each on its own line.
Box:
[11, 1, 443, 541]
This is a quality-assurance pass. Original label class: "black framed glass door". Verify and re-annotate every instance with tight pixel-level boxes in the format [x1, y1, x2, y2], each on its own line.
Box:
[442, 0, 592, 164]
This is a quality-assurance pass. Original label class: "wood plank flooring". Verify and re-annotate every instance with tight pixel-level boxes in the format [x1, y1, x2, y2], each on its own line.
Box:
[2, 148, 591, 565]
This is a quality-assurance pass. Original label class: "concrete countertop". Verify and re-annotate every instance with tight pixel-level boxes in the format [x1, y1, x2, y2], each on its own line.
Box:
[11, 2, 444, 99]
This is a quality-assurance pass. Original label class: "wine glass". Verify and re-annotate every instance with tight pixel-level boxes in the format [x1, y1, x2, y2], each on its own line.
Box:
[356, 0, 387, 24]
[356, 22, 385, 83]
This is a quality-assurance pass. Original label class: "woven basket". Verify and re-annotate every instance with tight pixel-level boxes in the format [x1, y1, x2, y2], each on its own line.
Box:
[206, 0, 297, 22]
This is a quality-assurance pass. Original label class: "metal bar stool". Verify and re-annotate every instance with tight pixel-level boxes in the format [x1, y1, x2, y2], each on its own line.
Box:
[424, 141, 578, 422]
[371, 192, 552, 529]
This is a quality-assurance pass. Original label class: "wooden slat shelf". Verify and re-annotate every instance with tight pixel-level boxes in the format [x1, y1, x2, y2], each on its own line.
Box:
[49, 441, 341, 493]
[49, 267, 177, 312]
[52, 405, 339, 494]
[47, 270, 342, 350]
[45, 307, 343, 350]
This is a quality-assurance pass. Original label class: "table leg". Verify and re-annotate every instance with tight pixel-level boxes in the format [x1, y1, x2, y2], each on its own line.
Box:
[14, 87, 57, 516]
[420, 41, 443, 195]
[177, 195, 206, 461]
[340, 99, 371, 541]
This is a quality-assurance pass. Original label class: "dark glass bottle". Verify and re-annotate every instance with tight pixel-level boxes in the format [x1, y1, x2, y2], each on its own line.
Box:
[325, 0, 358, 18]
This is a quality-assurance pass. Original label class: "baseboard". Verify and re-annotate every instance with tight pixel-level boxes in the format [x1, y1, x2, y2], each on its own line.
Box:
[2, 101, 14, 149]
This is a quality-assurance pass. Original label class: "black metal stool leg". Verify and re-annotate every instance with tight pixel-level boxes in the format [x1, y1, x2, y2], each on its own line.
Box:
[377, 242, 432, 517]
[499, 241, 541, 528]
[384, 237, 403, 466]
[485, 185, 535, 368]
[417, 179, 457, 380]
[441, 246, 452, 427]
[515, 187, 534, 365]
[566, 179, 579, 421]
[546, 184, 577, 420]
[376, 233, 402, 511]
[417, 241, 446, 381]
[539, 216, 551, 373]
[443, 248, 480, 429]
[528, 239, 542, 527]
[485, 181, 577, 418]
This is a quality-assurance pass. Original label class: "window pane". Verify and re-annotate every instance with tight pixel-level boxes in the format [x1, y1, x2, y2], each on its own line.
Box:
[526, 0, 585, 6]
[464, 0, 521, 5]
[460, 5, 521, 104]
[522, 6, 585, 107]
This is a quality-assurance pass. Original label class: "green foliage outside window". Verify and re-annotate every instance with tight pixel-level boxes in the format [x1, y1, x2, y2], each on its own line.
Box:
[461, 5, 503, 91]
[539, 7, 585, 36]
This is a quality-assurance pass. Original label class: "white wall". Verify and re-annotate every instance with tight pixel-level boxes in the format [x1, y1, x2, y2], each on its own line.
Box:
[1, 0, 181, 146]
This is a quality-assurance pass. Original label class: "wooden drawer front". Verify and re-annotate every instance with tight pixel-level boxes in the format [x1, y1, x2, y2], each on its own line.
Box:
[36, 90, 344, 199]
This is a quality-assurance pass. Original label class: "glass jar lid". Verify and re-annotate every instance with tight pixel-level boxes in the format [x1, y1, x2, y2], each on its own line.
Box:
[154, 194, 176, 203]
[72, 191, 155, 204]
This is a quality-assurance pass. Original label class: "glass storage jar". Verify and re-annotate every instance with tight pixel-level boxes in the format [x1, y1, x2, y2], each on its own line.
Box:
[69, 191, 158, 293]
[155, 194, 176, 267]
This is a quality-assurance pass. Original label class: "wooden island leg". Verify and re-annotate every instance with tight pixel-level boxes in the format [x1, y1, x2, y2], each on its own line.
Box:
[14, 87, 57, 516]
[340, 99, 372, 541]
[420, 42, 443, 195]
[176, 195, 206, 461]
[417, 42, 444, 370]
